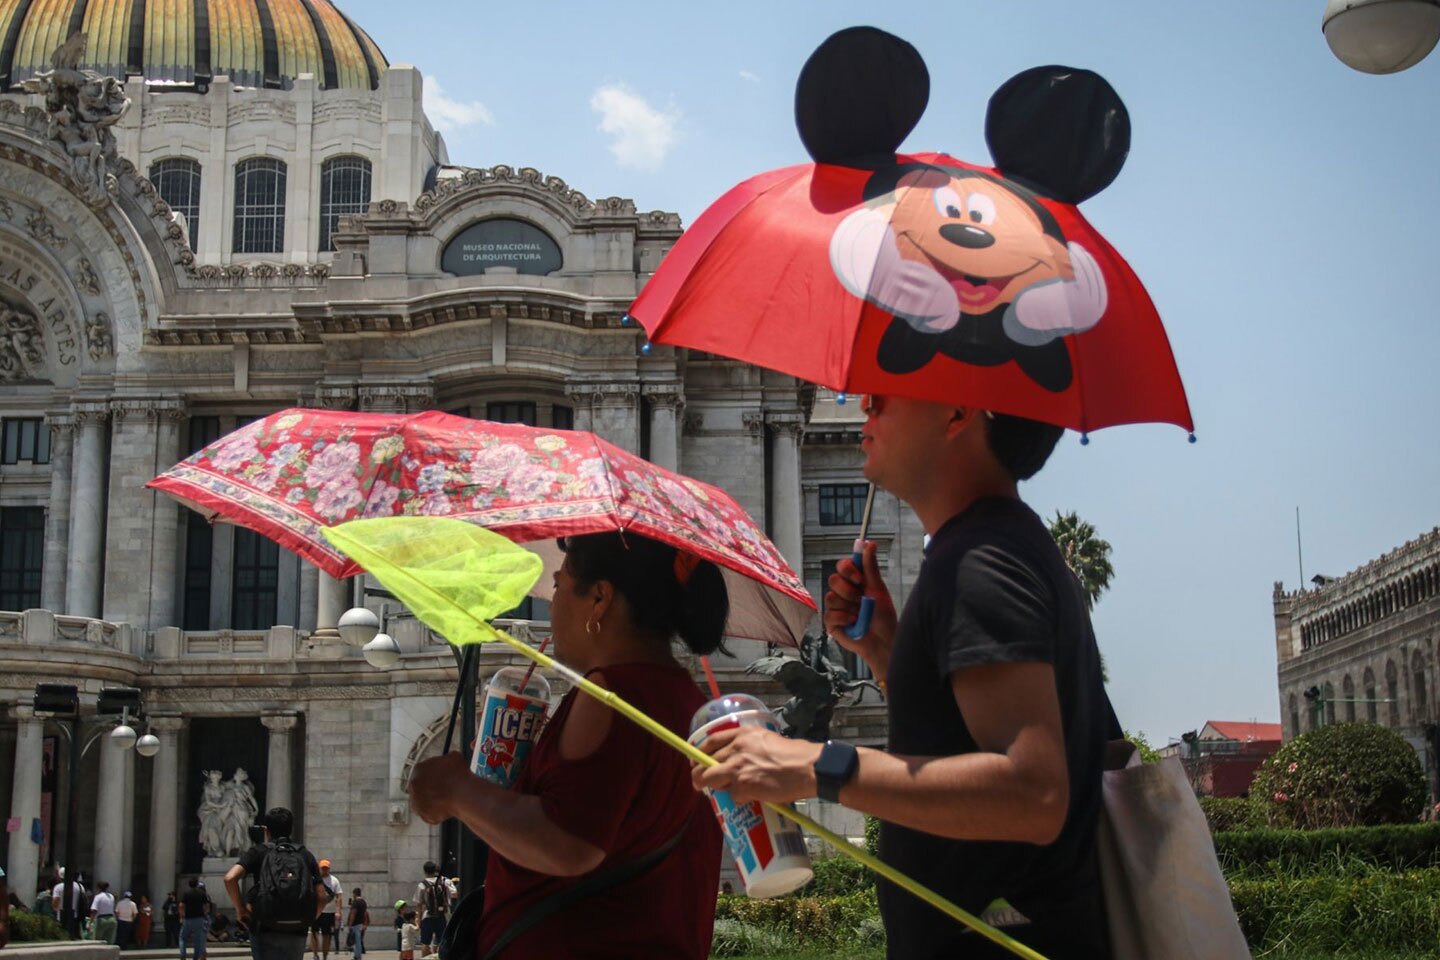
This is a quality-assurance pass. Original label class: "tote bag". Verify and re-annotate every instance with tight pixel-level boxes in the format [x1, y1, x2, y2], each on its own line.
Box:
[1097, 739, 1251, 960]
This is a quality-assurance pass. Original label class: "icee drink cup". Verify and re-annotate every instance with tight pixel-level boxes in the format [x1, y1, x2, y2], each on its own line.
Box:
[472, 666, 551, 788]
[689, 694, 813, 898]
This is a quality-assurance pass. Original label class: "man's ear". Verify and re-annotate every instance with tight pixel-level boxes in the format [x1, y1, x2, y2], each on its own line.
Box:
[944, 407, 985, 440]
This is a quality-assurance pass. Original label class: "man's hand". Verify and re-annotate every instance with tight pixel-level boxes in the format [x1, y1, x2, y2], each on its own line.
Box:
[691, 725, 822, 805]
[825, 540, 897, 678]
[234, 903, 252, 926]
[408, 752, 469, 825]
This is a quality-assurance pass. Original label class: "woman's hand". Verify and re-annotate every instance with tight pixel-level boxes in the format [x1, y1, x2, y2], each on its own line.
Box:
[407, 752, 470, 825]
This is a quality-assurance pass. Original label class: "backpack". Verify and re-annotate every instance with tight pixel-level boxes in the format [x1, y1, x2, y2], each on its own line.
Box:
[422, 878, 448, 918]
[250, 840, 318, 931]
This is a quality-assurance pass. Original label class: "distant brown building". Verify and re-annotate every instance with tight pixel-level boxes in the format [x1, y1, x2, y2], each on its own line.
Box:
[1163, 720, 1282, 797]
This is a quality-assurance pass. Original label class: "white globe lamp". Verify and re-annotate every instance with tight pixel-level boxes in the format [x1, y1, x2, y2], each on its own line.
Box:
[109, 723, 138, 750]
[337, 607, 380, 647]
[362, 633, 402, 669]
[135, 733, 161, 757]
[1323, 0, 1440, 73]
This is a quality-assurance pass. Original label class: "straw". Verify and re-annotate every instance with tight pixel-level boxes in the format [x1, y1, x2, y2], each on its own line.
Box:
[699, 655, 722, 699]
[518, 636, 550, 694]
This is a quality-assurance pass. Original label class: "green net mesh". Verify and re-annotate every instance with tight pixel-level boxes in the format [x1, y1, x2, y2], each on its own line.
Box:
[322, 517, 543, 646]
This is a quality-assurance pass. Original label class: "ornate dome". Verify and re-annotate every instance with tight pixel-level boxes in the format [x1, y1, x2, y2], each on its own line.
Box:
[0, 0, 387, 92]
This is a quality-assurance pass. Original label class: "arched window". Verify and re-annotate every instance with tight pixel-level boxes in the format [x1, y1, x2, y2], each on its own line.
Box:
[1413, 651, 1428, 720]
[1342, 674, 1356, 723]
[1288, 694, 1300, 738]
[1364, 667, 1378, 723]
[1386, 660, 1400, 726]
[1323, 681, 1336, 725]
[149, 158, 202, 240]
[233, 158, 287, 254]
[319, 155, 372, 252]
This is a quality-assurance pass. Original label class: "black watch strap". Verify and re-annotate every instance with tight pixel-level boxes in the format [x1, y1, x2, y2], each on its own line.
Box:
[814, 739, 859, 803]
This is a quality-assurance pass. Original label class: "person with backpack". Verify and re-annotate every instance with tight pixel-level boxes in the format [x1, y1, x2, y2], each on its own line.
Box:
[223, 807, 326, 960]
[411, 863, 453, 959]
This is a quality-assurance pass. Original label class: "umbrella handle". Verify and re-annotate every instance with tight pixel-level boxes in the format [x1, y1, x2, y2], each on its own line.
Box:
[843, 548, 875, 641]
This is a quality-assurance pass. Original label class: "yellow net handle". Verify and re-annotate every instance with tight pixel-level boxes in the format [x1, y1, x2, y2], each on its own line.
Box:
[480, 623, 1050, 960]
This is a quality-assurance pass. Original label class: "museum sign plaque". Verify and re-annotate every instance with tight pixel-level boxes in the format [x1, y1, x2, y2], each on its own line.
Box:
[441, 218, 562, 276]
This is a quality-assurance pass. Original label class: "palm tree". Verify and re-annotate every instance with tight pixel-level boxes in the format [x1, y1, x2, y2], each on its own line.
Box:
[1047, 511, 1115, 611]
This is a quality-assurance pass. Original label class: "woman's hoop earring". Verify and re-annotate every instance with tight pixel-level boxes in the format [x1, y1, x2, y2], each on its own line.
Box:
[585, 618, 601, 636]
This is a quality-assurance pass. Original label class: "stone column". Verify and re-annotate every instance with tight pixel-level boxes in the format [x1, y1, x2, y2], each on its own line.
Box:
[147, 716, 184, 902]
[150, 401, 188, 629]
[261, 714, 300, 812]
[299, 563, 319, 633]
[643, 385, 683, 472]
[767, 414, 806, 574]
[572, 384, 640, 453]
[94, 730, 128, 888]
[7, 703, 45, 892]
[42, 416, 75, 613]
[66, 403, 110, 618]
[119, 745, 135, 889]
[313, 571, 348, 644]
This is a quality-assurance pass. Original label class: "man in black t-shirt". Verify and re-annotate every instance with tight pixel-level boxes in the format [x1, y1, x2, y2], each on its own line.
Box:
[696, 395, 1111, 959]
[224, 807, 326, 960]
[177, 879, 209, 960]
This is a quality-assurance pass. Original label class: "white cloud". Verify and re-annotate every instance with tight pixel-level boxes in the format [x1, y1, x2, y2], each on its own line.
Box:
[423, 75, 495, 132]
[589, 84, 680, 172]
[739, 69, 761, 84]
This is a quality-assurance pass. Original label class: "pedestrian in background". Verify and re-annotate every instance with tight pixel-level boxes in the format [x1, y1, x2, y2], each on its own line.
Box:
[346, 889, 368, 959]
[399, 910, 419, 960]
[115, 890, 137, 948]
[178, 878, 209, 960]
[90, 881, 118, 944]
[162, 891, 180, 947]
[135, 894, 154, 949]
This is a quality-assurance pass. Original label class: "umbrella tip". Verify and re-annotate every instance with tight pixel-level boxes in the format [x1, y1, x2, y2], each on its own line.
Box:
[640, 341, 653, 356]
[1188, 432, 1197, 444]
[620, 313, 633, 326]
[835, 392, 848, 405]
[1079, 433, 1090, 446]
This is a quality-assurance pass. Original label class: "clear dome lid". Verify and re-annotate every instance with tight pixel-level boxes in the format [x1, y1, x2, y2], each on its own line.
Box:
[690, 693, 771, 733]
[489, 665, 551, 701]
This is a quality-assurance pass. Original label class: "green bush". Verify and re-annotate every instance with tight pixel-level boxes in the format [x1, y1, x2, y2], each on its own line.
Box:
[864, 815, 880, 856]
[1229, 862, 1440, 952]
[1249, 723, 1425, 828]
[801, 850, 875, 896]
[1201, 796, 1259, 833]
[708, 917, 794, 957]
[9, 910, 70, 942]
[715, 891, 880, 948]
[1216, 822, 1440, 877]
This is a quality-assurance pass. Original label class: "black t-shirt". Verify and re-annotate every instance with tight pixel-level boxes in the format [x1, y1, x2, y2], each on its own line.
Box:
[347, 898, 367, 927]
[179, 889, 208, 918]
[879, 498, 1110, 960]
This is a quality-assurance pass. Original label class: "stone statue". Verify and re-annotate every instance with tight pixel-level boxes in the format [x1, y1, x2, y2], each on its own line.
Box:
[197, 768, 259, 858]
[0, 305, 45, 381]
[21, 33, 130, 207]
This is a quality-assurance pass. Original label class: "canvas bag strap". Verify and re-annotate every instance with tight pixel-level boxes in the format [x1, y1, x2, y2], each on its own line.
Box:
[479, 827, 687, 960]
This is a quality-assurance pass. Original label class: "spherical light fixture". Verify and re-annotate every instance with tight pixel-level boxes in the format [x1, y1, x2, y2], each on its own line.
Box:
[337, 607, 380, 647]
[135, 733, 161, 757]
[1323, 0, 1440, 74]
[109, 723, 138, 749]
[362, 633, 402, 669]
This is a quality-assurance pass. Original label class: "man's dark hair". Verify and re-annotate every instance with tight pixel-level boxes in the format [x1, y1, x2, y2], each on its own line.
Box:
[264, 806, 294, 839]
[422, 861, 437, 876]
[98, 881, 109, 892]
[352, 888, 361, 897]
[984, 413, 1064, 481]
[188, 878, 198, 889]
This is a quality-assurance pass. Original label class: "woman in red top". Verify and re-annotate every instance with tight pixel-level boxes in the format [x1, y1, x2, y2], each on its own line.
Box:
[408, 531, 725, 959]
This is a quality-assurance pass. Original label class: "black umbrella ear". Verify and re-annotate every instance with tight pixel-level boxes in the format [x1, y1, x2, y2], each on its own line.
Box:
[985, 65, 1131, 205]
[795, 26, 929, 167]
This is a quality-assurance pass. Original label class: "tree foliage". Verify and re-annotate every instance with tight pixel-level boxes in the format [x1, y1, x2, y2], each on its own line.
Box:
[1047, 511, 1115, 611]
[1249, 723, 1426, 829]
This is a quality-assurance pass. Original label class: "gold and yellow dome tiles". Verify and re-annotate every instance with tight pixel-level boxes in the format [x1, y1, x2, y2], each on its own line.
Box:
[0, 0, 387, 91]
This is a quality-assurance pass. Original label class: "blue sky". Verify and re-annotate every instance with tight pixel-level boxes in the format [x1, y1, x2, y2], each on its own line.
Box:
[344, 1, 1440, 744]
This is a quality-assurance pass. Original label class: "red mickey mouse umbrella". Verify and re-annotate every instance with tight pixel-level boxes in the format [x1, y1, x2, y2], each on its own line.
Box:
[630, 27, 1193, 438]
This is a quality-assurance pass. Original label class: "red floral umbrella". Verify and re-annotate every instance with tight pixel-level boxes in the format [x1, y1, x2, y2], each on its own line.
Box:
[629, 27, 1194, 437]
[147, 408, 815, 646]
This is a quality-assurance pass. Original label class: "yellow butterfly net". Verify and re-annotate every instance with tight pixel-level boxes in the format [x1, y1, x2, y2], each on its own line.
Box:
[321, 515, 1047, 960]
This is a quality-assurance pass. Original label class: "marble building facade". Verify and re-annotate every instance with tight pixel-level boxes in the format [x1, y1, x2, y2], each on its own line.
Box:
[1273, 528, 1440, 791]
[0, 0, 905, 907]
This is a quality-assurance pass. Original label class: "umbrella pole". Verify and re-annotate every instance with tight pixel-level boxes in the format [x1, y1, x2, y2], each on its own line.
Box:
[442, 644, 478, 754]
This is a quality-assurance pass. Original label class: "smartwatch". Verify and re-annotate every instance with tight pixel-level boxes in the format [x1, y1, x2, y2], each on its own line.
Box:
[813, 740, 860, 803]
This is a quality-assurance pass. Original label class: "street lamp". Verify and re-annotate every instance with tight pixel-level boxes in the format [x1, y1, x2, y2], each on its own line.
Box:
[1323, 0, 1440, 74]
[340, 600, 404, 668]
[337, 607, 380, 647]
[32, 684, 161, 938]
